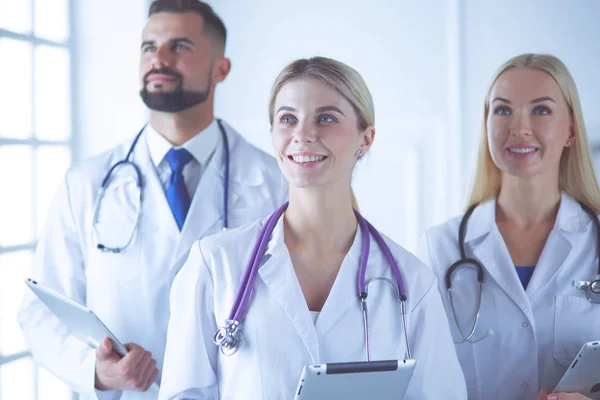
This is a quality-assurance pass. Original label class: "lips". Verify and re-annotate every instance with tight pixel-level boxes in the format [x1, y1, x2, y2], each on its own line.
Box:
[147, 74, 177, 83]
[143, 68, 181, 85]
[286, 152, 329, 167]
[508, 147, 538, 154]
[289, 155, 327, 163]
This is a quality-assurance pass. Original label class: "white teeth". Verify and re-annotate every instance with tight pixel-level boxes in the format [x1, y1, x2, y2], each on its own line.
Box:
[509, 148, 538, 154]
[291, 155, 326, 163]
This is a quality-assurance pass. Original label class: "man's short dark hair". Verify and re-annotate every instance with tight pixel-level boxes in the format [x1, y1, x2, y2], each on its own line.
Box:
[149, 0, 227, 52]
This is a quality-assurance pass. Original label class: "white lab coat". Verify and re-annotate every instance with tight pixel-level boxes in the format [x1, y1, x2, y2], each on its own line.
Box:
[17, 122, 288, 400]
[159, 215, 467, 400]
[421, 193, 600, 400]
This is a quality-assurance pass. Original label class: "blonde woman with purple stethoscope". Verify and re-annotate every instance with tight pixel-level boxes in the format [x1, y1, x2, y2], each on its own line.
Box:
[421, 54, 600, 400]
[158, 56, 467, 399]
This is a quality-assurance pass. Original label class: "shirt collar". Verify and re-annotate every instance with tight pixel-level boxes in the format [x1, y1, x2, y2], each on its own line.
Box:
[144, 119, 221, 168]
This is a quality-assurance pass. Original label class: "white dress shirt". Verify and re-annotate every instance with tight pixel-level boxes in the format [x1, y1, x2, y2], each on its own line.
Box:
[145, 119, 221, 199]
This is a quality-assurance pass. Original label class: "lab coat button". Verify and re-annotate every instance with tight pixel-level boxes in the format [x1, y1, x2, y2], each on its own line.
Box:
[521, 381, 529, 388]
[522, 321, 529, 328]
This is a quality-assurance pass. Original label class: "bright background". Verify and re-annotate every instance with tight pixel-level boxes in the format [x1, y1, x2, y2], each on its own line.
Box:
[0, 0, 599, 398]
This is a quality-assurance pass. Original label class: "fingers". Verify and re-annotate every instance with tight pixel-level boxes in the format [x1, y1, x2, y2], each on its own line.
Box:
[122, 344, 146, 369]
[131, 352, 153, 390]
[548, 392, 591, 400]
[140, 358, 159, 391]
[120, 344, 156, 391]
[95, 337, 114, 360]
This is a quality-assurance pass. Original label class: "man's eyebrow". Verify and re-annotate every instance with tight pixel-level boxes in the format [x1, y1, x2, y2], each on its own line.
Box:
[140, 38, 195, 48]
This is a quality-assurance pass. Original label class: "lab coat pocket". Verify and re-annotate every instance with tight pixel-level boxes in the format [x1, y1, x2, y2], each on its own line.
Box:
[553, 294, 600, 365]
[87, 220, 142, 284]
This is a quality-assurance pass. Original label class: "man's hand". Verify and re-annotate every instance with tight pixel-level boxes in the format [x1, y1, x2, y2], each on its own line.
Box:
[94, 337, 158, 392]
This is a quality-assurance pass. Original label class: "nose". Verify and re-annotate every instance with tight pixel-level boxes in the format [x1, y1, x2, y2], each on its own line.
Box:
[293, 121, 317, 144]
[508, 111, 533, 138]
[151, 44, 174, 70]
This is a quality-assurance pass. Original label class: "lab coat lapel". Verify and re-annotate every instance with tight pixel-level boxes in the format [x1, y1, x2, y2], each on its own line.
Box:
[223, 124, 265, 209]
[176, 126, 265, 256]
[175, 140, 224, 258]
[467, 200, 534, 323]
[526, 193, 582, 300]
[258, 218, 321, 362]
[133, 130, 180, 240]
[525, 230, 570, 299]
[314, 225, 364, 339]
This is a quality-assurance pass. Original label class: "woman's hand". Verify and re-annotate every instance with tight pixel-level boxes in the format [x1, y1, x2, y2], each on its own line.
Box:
[537, 389, 592, 400]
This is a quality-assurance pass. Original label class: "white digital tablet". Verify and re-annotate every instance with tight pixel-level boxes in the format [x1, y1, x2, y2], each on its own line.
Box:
[294, 359, 416, 400]
[25, 278, 129, 356]
[25, 278, 159, 393]
[25, 278, 160, 392]
[554, 340, 600, 399]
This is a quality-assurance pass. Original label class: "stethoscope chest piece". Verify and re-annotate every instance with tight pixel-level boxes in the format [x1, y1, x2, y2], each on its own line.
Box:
[213, 203, 412, 361]
[214, 319, 243, 355]
[574, 275, 600, 304]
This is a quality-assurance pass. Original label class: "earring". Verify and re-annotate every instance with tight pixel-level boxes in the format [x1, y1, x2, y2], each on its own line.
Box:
[356, 149, 362, 157]
[567, 140, 572, 145]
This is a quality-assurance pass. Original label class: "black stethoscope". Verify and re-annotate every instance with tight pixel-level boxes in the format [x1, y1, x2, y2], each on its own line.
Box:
[445, 200, 600, 343]
[91, 119, 230, 253]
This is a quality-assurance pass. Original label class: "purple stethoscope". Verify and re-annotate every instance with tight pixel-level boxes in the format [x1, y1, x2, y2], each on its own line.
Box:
[213, 202, 412, 361]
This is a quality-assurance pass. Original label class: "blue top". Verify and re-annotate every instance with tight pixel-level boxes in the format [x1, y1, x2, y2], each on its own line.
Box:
[515, 266, 535, 289]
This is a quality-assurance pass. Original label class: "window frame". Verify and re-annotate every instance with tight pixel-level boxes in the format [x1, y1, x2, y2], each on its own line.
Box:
[0, 0, 77, 399]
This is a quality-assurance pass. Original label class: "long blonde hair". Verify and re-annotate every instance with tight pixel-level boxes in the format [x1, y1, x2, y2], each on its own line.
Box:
[467, 53, 600, 213]
[268, 57, 375, 210]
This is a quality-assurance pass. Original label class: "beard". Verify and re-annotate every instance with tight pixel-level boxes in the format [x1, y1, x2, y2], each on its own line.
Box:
[139, 68, 211, 113]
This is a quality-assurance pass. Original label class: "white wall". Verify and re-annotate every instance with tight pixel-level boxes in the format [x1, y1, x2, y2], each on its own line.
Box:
[73, 0, 148, 160]
[461, 0, 600, 180]
[74, 0, 600, 253]
[208, 0, 463, 252]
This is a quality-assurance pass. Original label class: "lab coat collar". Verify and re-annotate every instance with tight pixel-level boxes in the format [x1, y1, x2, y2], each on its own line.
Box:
[214, 120, 265, 186]
[463, 197, 496, 244]
[464, 191, 590, 244]
[257, 212, 365, 362]
[465, 192, 586, 315]
[526, 193, 588, 299]
[555, 191, 593, 234]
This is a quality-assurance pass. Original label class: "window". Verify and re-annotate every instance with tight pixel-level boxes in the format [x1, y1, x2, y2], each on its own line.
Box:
[0, 0, 74, 399]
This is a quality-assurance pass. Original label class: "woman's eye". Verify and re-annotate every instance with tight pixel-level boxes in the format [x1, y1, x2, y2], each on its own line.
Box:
[318, 114, 335, 123]
[533, 106, 551, 115]
[279, 114, 297, 124]
[142, 46, 156, 53]
[493, 105, 511, 116]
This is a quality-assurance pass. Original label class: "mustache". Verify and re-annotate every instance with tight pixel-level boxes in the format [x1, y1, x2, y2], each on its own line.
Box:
[143, 68, 182, 84]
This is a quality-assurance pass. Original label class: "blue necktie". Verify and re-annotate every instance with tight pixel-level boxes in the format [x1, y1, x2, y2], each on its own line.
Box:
[165, 148, 193, 230]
